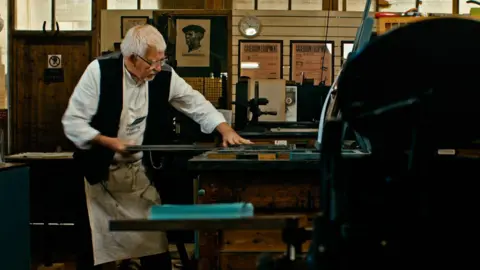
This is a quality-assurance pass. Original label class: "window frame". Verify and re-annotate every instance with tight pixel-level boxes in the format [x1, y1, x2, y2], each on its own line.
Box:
[230, 0, 462, 13]
[12, 0, 94, 33]
[342, 0, 459, 13]
[107, 0, 158, 10]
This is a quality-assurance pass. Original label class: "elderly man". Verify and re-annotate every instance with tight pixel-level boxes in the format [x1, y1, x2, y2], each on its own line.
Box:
[182, 24, 205, 53]
[62, 24, 250, 269]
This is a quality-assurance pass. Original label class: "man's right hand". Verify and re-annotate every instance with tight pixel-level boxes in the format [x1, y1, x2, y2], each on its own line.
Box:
[93, 135, 128, 153]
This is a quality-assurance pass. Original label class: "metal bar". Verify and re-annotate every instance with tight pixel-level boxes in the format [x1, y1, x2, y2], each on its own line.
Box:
[126, 144, 296, 152]
[110, 215, 302, 231]
[126, 145, 216, 152]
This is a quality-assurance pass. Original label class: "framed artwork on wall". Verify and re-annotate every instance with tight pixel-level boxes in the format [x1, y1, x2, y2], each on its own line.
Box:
[238, 40, 283, 80]
[175, 19, 211, 67]
[121, 16, 149, 38]
[289, 40, 335, 86]
[153, 12, 230, 78]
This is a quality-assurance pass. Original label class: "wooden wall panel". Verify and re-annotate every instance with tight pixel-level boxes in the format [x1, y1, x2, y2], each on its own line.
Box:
[231, 10, 375, 116]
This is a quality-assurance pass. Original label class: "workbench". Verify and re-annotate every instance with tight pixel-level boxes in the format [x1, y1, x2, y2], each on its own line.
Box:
[187, 148, 319, 270]
[186, 144, 371, 269]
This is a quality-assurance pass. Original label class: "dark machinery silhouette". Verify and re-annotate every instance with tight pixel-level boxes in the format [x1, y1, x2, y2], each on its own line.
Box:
[257, 17, 480, 270]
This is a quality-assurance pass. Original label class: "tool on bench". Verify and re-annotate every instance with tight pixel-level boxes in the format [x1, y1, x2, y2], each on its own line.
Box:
[248, 81, 278, 126]
[233, 81, 278, 132]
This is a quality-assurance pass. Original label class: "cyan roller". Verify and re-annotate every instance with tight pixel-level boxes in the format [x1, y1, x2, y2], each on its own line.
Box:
[149, 202, 254, 220]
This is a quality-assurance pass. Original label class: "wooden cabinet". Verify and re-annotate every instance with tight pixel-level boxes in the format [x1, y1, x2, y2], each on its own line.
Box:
[0, 163, 30, 270]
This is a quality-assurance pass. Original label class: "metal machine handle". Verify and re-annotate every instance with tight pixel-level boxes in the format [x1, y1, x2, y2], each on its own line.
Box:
[42, 21, 60, 36]
[54, 21, 60, 36]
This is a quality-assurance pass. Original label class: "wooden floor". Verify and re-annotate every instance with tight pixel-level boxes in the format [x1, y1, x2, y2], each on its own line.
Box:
[33, 244, 195, 270]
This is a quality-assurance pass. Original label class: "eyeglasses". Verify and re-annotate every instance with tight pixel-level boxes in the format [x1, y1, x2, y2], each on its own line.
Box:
[136, 54, 166, 67]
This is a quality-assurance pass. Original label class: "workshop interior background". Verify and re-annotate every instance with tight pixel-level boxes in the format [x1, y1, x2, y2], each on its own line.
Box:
[0, 0, 478, 269]
[0, 0, 476, 153]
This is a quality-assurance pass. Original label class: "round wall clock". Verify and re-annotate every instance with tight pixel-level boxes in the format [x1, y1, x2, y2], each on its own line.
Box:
[238, 15, 261, 38]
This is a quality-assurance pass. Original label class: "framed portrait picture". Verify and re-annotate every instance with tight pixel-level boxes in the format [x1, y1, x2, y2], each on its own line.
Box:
[121, 16, 149, 38]
[175, 19, 211, 67]
[289, 40, 335, 86]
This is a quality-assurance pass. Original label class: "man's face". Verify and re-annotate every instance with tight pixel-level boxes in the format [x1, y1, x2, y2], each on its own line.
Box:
[185, 31, 201, 47]
[134, 48, 165, 81]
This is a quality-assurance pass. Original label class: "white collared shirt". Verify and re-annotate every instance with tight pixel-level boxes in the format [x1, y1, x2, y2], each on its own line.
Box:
[62, 59, 226, 149]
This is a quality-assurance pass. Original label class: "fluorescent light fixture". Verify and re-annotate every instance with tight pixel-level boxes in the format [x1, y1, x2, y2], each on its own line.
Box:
[241, 62, 260, 69]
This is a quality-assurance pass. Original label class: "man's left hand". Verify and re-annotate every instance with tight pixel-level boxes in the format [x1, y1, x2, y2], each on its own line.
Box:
[216, 123, 253, 147]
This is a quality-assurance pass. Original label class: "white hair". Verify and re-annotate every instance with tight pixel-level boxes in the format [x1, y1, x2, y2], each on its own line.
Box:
[120, 24, 167, 57]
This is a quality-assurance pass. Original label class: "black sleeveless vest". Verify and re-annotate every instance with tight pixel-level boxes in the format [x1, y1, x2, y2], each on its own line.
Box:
[73, 52, 175, 184]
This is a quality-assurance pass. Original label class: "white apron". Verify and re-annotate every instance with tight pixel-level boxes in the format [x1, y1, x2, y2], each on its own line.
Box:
[84, 69, 168, 265]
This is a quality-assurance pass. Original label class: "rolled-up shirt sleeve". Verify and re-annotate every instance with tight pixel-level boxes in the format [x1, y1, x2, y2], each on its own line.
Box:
[168, 69, 226, 134]
[61, 60, 101, 149]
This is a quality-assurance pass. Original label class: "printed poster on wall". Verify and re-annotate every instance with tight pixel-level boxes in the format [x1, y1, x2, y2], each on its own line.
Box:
[239, 41, 282, 79]
[175, 19, 211, 67]
[291, 41, 333, 86]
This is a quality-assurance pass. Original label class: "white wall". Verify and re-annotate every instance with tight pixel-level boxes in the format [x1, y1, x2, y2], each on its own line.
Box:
[100, 9, 155, 52]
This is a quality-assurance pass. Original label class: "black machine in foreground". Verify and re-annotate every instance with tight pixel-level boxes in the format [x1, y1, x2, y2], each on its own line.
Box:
[253, 15, 480, 270]
[110, 9, 480, 270]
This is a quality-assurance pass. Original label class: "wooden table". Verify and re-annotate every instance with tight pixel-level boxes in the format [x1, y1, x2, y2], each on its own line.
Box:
[110, 215, 312, 270]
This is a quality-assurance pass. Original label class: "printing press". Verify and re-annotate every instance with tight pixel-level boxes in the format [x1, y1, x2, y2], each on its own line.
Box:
[110, 1, 480, 269]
